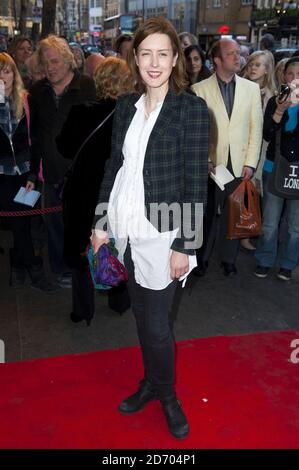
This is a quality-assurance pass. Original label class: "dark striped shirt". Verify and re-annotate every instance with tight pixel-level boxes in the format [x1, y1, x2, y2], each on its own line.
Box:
[216, 75, 236, 119]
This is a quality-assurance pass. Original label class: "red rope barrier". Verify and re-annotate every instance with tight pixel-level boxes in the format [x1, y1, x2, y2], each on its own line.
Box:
[0, 206, 62, 217]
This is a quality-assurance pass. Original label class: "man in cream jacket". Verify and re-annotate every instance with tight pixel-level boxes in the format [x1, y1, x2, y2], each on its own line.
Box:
[192, 39, 263, 275]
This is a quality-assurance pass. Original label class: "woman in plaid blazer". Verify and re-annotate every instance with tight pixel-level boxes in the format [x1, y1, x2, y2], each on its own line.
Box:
[92, 17, 209, 439]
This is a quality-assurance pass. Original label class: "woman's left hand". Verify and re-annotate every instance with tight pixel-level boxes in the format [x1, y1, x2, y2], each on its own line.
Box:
[25, 180, 35, 192]
[170, 251, 189, 280]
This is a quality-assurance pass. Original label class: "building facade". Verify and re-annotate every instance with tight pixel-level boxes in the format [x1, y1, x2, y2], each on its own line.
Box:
[103, 0, 198, 34]
[250, 0, 299, 47]
[0, 0, 36, 37]
[197, 0, 253, 49]
[59, 0, 89, 41]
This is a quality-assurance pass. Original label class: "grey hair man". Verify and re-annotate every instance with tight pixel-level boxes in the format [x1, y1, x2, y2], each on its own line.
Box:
[29, 35, 96, 285]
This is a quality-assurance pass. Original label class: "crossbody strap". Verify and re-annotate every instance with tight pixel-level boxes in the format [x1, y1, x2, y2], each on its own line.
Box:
[70, 108, 115, 171]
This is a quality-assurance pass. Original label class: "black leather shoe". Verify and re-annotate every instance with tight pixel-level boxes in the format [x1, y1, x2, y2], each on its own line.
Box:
[221, 262, 237, 276]
[70, 312, 91, 326]
[161, 396, 189, 439]
[118, 380, 157, 414]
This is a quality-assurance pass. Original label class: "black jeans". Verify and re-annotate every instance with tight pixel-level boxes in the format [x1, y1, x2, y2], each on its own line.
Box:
[215, 176, 242, 263]
[124, 245, 178, 398]
[0, 173, 35, 267]
[72, 266, 94, 320]
[205, 157, 242, 264]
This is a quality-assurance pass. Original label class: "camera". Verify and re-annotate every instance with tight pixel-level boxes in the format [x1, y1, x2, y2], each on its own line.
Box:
[277, 84, 290, 103]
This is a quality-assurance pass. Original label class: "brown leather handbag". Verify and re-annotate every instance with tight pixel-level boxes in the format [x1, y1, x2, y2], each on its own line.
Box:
[227, 180, 262, 239]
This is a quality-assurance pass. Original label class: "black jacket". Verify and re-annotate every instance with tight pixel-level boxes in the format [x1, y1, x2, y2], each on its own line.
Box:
[94, 90, 210, 255]
[29, 71, 96, 183]
[0, 111, 32, 173]
[56, 99, 116, 268]
[264, 96, 299, 162]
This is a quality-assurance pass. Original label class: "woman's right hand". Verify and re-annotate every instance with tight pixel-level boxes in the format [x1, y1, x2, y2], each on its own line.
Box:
[275, 95, 292, 114]
[273, 96, 291, 123]
[90, 230, 109, 254]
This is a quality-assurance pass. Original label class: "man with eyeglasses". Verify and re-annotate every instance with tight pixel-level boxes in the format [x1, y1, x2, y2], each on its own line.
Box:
[192, 39, 263, 276]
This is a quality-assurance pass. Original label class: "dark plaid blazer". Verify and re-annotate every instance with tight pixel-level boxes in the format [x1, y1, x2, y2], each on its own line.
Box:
[94, 89, 210, 255]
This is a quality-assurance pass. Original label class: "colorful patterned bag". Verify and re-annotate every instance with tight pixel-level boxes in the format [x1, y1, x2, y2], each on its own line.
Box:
[87, 240, 128, 290]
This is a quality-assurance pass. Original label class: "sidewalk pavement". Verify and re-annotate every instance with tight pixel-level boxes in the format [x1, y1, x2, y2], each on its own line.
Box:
[0, 228, 298, 363]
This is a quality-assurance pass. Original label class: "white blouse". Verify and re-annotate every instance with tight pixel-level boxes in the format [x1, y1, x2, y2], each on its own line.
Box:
[106, 94, 196, 290]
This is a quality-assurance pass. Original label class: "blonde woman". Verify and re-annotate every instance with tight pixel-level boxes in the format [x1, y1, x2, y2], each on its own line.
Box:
[0, 53, 53, 290]
[242, 50, 276, 111]
[241, 51, 277, 250]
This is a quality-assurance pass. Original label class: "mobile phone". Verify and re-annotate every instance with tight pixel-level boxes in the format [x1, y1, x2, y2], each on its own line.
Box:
[277, 84, 290, 103]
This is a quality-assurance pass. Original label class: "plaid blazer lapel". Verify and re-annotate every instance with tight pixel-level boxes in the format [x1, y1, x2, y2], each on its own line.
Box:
[146, 89, 178, 156]
[117, 94, 139, 155]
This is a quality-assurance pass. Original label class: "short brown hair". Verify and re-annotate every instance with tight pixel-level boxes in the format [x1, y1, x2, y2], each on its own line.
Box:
[114, 34, 133, 54]
[8, 36, 33, 61]
[94, 57, 134, 100]
[210, 40, 222, 65]
[210, 39, 240, 68]
[127, 16, 187, 94]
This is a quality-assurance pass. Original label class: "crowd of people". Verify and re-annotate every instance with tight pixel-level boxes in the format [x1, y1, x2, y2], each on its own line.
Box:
[0, 23, 298, 439]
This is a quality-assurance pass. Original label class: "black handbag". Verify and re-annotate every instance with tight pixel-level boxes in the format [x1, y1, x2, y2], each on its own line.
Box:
[268, 129, 299, 200]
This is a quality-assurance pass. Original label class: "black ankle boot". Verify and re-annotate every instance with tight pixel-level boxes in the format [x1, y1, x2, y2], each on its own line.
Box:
[70, 312, 92, 326]
[118, 380, 157, 414]
[160, 396, 189, 439]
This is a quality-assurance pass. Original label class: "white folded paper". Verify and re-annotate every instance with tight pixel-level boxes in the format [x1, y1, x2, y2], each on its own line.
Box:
[210, 164, 235, 191]
[14, 187, 41, 207]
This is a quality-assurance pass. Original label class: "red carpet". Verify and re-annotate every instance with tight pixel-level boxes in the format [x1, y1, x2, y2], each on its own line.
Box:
[1, 330, 299, 449]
